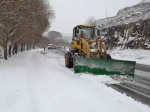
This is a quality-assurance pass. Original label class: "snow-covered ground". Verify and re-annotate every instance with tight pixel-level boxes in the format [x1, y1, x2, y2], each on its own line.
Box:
[109, 49, 150, 65]
[0, 49, 150, 112]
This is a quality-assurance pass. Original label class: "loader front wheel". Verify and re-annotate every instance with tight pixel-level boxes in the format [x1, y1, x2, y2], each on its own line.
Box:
[73, 57, 75, 68]
[107, 54, 111, 59]
[65, 53, 73, 68]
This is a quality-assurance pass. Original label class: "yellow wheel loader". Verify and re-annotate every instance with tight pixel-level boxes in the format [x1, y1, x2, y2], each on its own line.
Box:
[65, 25, 136, 77]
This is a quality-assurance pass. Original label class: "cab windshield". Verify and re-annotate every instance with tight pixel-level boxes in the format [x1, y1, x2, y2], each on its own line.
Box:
[75, 27, 95, 39]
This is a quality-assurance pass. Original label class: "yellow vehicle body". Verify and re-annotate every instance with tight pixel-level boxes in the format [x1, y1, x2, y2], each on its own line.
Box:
[65, 25, 136, 78]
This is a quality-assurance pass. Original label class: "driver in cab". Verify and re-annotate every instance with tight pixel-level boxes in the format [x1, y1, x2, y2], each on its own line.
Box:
[78, 30, 86, 39]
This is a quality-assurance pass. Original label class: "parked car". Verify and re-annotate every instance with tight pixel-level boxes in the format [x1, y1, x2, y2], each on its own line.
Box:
[47, 44, 56, 49]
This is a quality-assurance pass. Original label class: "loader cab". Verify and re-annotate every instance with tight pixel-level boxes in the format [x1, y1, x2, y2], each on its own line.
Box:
[73, 25, 95, 40]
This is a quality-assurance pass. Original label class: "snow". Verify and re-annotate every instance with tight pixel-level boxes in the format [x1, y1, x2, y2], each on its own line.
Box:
[118, 36, 124, 44]
[64, 47, 70, 51]
[139, 0, 150, 4]
[90, 49, 96, 52]
[95, 1, 150, 29]
[64, 46, 150, 65]
[0, 49, 150, 112]
[128, 36, 135, 42]
[109, 49, 150, 65]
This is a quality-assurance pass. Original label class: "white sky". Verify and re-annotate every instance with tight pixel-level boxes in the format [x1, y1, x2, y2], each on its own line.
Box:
[47, 0, 142, 35]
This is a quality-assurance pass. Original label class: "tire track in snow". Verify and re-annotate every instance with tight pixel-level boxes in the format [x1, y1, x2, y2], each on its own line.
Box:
[25, 52, 56, 112]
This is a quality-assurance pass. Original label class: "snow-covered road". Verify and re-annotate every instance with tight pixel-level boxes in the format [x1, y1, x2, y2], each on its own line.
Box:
[0, 49, 150, 112]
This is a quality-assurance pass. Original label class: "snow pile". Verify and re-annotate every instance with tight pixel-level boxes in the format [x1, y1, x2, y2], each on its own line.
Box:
[109, 49, 150, 65]
[77, 73, 134, 84]
[110, 75, 134, 83]
[64, 46, 150, 65]
[40, 51, 48, 55]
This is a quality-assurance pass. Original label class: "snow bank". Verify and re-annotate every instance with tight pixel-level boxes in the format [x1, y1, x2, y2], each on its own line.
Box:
[63, 45, 150, 65]
[76, 73, 133, 84]
[109, 49, 150, 65]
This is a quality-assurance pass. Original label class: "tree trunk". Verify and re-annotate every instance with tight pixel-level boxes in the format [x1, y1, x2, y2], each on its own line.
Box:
[23, 44, 25, 51]
[9, 45, 12, 57]
[27, 44, 29, 50]
[21, 43, 23, 52]
[4, 47, 7, 60]
[14, 44, 17, 54]
[12, 46, 14, 55]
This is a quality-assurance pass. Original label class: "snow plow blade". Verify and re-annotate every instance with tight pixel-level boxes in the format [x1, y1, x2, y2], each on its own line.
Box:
[74, 57, 136, 78]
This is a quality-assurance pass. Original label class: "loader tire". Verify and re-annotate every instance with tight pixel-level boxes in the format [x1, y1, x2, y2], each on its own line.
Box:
[107, 54, 111, 59]
[65, 53, 73, 68]
[73, 57, 75, 68]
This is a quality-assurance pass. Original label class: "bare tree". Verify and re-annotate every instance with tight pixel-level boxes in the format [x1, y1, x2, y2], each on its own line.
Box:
[84, 16, 95, 25]
[38, 36, 51, 47]
[0, 0, 55, 60]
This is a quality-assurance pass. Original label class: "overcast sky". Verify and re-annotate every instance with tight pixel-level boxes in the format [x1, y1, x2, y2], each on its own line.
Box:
[47, 0, 142, 35]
